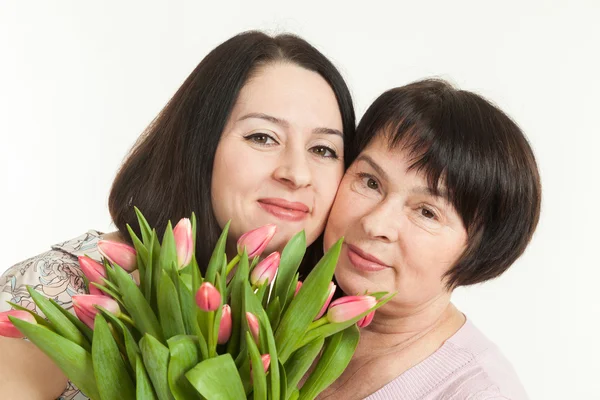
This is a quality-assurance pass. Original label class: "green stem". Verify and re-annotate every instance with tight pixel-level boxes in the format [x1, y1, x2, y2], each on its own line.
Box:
[226, 254, 241, 275]
[118, 313, 135, 326]
[308, 316, 329, 331]
[207, 311, 215, 357]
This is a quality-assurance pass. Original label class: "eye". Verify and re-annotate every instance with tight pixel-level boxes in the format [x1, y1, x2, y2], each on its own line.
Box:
[358, 172, 379, 190]
[419, 206, 437, 220]
[244, 133, 278, 146]
[310, 145, 338, 159]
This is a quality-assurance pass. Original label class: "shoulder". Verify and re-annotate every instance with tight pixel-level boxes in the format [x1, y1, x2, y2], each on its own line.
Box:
[443, 319, 530, 400]
[0, 230, 102, 314]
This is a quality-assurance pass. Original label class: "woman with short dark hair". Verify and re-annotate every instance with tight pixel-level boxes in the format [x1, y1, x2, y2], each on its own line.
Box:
[321, 79, 540, 399]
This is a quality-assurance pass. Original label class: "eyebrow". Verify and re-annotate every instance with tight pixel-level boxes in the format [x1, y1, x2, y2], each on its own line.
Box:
[238, 113, 343, 137]
[356, 154, 448, 199]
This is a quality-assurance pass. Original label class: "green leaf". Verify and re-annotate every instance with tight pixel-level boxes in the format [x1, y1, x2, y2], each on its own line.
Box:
[190, 212, 197, 254]
[134, 206, 153, 247]
[113, 264, 164, 342]
[246, 331, 267, 400]
[167, 335, 203, 400]
[299, 325, 360, 400]
[205, 221, 230, 284]
[185, 353, 247, 400]
[9, 317, 100, 400]
[127, 223, 149, 294]
[284, 336, 324, 394]
[26, 287, 90, 351]
[140, 333, 174, 400]
[159, 221, 177, 276]
[92, 314, 136, 400]
[158, 271, 186, 339]
[136, 357, 158, 400]
[92, 282, 126, 309]
[178, 275, 200, 337]
[48, 299, 94, 342]
[226, 250, 249, 356]
[278, 360, 288, 400]
[275, 239, 343, 363]
[266, 296, 282, 331]
[261, 313, 280, 400]
[273, 231, 306, 310]
[288, 388, 299, 400]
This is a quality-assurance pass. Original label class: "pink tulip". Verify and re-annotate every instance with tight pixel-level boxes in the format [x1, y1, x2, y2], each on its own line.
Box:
[0, 310, 37, 338]
[294, 281, 303, 296]
[246, 312, 260, 344]
[250, 252, 280, 286]
[357, 310, 376, 328]
[78, 256, 107, 296]
[314, 282, 336, 320]
[217, 305, 232, 344]
[173, 218, 193, 268]
[250, 354, 271, 382]
[237, 224, 277, 258]
[195, 282, 221, 312]
[72, 295, 121, 329]
[97, 240, 137, 272]
[327, 295, 377, 323]
[261, 354, 271, 372]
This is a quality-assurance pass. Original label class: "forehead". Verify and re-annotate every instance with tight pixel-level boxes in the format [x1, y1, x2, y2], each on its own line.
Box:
[231, 63, 343, 130]
[360, 135, 449, 193]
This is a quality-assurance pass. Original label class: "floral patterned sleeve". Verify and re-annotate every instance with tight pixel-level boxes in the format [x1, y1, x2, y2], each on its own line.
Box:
[0, 249, 87, 315]
[0, 231, 102, 400]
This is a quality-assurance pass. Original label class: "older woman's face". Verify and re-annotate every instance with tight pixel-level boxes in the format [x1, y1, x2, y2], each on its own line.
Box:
[212, 63, 344, 254]
[324, 136, 467, 309]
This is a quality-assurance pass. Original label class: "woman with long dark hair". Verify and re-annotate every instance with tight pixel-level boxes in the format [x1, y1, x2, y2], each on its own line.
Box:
[0, 30, 357, 399]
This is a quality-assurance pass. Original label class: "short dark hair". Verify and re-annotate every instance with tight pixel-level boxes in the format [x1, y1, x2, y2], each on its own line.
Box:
[354, 79, 541, 288]
[108, 31, 356, 275]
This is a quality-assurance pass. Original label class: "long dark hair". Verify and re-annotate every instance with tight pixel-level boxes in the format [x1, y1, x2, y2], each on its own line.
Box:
[108, 31, 356, 275]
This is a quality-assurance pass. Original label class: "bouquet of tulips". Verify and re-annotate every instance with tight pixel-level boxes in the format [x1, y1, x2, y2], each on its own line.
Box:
[0, 208, 393, 400]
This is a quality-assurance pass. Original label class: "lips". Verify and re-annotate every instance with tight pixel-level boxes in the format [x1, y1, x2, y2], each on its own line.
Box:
[258, 198, 310, 222]
[346, 244, 390, 272]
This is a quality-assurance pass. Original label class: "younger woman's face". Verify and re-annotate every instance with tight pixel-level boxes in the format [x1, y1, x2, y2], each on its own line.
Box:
[212, 63, 345, 254]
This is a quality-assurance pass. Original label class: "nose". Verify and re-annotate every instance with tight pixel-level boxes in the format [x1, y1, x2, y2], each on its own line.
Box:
[360, 200, 400, 243]
[272, 148, 312, 189]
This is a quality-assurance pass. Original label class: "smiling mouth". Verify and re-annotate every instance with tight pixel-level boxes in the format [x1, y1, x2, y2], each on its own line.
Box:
[258, 198, 310, 222]
[346, 244, 389, 272]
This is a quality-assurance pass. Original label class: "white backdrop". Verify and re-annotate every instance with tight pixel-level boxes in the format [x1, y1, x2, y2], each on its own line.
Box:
[1, 1, 598, 398]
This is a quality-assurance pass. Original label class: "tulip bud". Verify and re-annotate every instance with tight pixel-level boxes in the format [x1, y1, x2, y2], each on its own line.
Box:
[250, 354, 271, 383]
[250, 252, 280, 286]
[246, 312, 260, 344]
[327, 295, 377, 324]
[357, 310, 376, 328]
[72, 295, 121, 329]
[173, 218, 193, 268]
[0, 310, 37, 338]
[97, 240, 137, 272]
[294, 281, 303, 296]
[237, 224, 277, 258]
[78, 256, 107, 296]
[261, 354, 271, 372]
[195, 282, 221, 312]
[314, 282, 336, 320]
[217, 305, 232, 344]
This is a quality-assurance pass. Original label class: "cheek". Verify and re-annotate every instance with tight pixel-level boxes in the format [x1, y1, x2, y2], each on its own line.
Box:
[323, 180, 359, 249]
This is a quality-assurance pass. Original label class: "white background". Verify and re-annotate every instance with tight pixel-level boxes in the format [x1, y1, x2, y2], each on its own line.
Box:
[1, 1, 598, 398]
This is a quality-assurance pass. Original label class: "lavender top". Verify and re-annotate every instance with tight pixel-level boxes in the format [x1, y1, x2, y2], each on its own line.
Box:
[365, 319, 529, 400]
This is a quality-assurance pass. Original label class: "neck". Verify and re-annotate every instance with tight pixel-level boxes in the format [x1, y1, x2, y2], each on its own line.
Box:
[355, 296, 464, 360]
